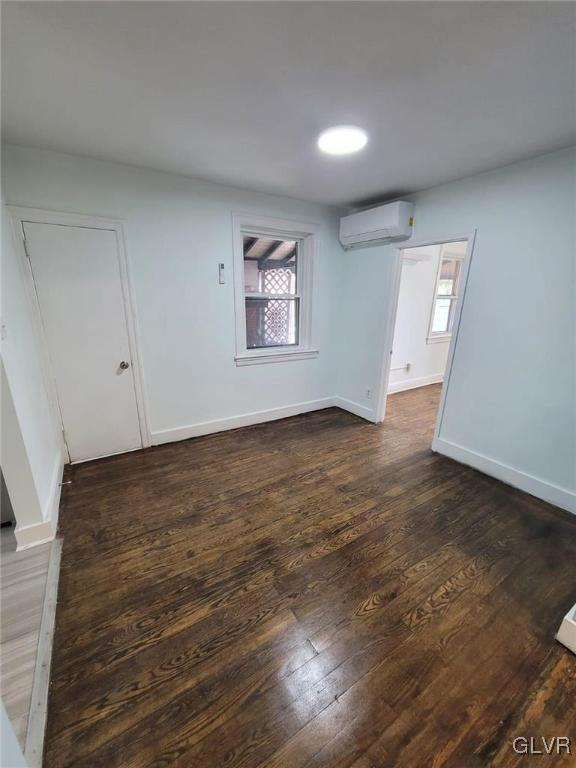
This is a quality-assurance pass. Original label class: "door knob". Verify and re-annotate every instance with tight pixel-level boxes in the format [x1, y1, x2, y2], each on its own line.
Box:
[119, 361, 130, 370]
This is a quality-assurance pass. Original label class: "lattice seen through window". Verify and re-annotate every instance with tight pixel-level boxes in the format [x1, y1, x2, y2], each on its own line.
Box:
[262, 269, 295, 344]
[262, 267, 293, 295]
[243, 236, 299, 348]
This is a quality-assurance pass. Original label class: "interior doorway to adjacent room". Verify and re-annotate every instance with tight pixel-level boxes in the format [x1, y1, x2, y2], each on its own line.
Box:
[376, 234, 475, 444]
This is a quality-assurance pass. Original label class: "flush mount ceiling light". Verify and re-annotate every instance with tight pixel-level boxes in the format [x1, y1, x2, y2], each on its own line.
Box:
[317, 125, 368, 156]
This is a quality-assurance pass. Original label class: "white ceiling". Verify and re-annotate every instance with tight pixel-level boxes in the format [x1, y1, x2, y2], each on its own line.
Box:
[2, 2, 575, 206]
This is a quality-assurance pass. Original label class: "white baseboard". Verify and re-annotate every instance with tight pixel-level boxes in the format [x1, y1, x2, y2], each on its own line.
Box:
[14, 520, 56, 551]
[557, 603, 576, 655]
[14, 453, 64, 551]
[433, 437, 576, 515]
[151, 397, 336, 445]
[388, 374, 444, 394]
[333, 397, 377, 422]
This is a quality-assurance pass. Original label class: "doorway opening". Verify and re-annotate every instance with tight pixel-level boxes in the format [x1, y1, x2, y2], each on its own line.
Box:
[375, 233, 475, 446]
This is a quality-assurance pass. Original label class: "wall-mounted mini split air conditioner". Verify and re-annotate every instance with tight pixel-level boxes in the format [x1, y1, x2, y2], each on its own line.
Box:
[339, 201, 415, 249]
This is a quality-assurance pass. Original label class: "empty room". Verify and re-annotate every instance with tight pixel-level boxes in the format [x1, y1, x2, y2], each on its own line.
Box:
[1, 2, 575, 767]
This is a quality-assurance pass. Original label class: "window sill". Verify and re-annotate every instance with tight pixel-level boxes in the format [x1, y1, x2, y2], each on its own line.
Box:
[427, 334, 452, 345]
[235, 349, 319, 366]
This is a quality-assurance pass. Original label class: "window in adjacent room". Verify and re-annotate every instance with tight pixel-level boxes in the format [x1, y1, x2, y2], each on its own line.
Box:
[427, 241, 466, 342]
[232, 214, 318, 365]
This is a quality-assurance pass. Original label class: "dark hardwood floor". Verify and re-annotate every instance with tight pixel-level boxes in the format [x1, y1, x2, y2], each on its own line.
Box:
[45, 385, 576, 767]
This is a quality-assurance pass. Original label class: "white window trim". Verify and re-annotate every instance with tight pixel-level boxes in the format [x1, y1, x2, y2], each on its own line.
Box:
[427, 248, 465, 344]
[232, 212, 319, 366]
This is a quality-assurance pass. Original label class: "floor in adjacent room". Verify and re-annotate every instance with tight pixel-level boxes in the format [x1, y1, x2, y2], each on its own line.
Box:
[45, 385, 576, 767]
[1, 526, 52, 748]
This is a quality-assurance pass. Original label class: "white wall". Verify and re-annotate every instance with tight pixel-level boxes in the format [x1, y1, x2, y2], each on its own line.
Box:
[388, 245, 449, 393]
[1, 193, 64, 546]
[2, 145, 344, 444]
[337, 147, 576, 512]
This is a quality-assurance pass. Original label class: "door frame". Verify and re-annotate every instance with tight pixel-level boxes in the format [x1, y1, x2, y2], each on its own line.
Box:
[8, 206, 152, 458]
[373, 230, 477, 446]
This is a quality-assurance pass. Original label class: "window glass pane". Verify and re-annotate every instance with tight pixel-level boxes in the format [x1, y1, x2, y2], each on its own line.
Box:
[245, 297, 299, 348]
[437, 259, 461, 296]
[243, 236, 298, 295]
[431, 298, 452, 333]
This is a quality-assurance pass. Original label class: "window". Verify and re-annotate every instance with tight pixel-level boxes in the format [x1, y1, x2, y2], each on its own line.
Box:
[428, 242, 466, 342]
[244, 237, 299, 349]
[233, 214, 318, 365]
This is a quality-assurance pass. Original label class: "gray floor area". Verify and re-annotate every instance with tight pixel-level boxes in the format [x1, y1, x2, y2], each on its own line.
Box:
[1, 526, 52, 748]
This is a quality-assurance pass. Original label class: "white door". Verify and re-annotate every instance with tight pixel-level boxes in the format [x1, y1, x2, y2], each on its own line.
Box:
[23, 221, 143, 462]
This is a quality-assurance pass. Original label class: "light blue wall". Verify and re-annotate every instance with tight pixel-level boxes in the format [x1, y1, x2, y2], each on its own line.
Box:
[338, 147, 576, 500]
[2, 145, 344, 437]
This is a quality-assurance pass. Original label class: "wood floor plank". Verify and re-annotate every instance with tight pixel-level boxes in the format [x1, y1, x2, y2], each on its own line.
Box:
[43, 385, 576, 767]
